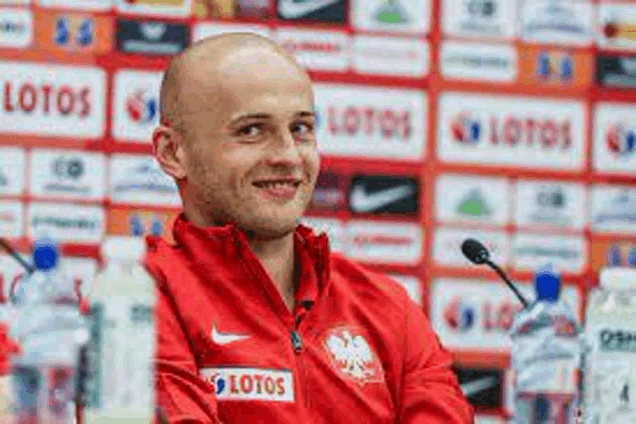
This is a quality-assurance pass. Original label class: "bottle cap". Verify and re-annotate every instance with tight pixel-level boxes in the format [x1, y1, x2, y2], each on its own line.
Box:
[102, 236, 146, 261]
[535, 263, 560, 302]
[32, 238, 58, 270]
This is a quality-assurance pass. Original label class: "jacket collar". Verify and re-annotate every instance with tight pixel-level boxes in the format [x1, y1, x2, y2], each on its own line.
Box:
[170, 213, 331, 305]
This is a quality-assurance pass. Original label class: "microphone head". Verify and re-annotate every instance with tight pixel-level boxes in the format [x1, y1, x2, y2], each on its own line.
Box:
[461, 238, 490, 265]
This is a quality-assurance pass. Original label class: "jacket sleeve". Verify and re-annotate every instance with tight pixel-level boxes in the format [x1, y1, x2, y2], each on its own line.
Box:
[397, 300, 474, 424]
[152, 266, 223, 424]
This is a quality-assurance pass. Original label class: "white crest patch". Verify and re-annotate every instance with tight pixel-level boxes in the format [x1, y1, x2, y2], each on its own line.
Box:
[324, 326, 384, 385]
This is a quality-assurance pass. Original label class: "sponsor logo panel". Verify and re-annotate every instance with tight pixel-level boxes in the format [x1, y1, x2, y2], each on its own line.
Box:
[517, 43, 592, 89]
[116, 19, 189, 56]
[192, 21, 272, 42]
[440, 41, 517, 82]
[0, 7, 32, 48]
[589, 237, 636, 271]
[36, 0, 112, 10]
[351, 0, 429, 34]
[386, 274, 423, 306]
[348, 174, 419, 216]
[435, 174, 510, 226]
[442, 0, 517, 39]
[299, 217, 344, 253]
[0, 62, 106, 138]
[351, 0, 432, 34]
[276, 28, 349, 71]
[0, 147, 26, 195]
[109, 154, 181, 207]
[0, 201, 23, 238]
[590, 185, 636, 235]
[34, 10, 113, 55]
[514, 180, 587, 230]
[432, 227, 509, 268]
[520, 0, 594, 46]
[453, 367, 503, 409]
[430, 278, 581, 351]
[597, 53, 636, 88]
[344, 221, 422, 265]
[30, 149, 106, 201]
[192, 0, 270, 19]
[199, 367, 294, 401]
[308, 170, 345, 212]
[107, 206, 177, 242]
[27, 202, 105, 243]
[111, 69, 163, 143]
[352, 35, 429, 78]
[314, 83, 426, 160]
[437, 92, 585, 170]
[277, 0, 346, 23]
[511, 233, 587, 273]
[593, 102, 636, 175]
[597, 3, 636, 51]
[114, 0, 192, 17]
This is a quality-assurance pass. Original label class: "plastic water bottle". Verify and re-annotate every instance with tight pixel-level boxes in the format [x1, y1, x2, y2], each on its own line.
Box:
[84, 231, 156, 423]
[582, 267, 636, 423]
[8, 239, 89, 424]
[510, 264, 582, 424]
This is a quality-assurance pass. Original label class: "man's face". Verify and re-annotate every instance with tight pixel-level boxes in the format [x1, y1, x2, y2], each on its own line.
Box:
[178, 54, 319, 237]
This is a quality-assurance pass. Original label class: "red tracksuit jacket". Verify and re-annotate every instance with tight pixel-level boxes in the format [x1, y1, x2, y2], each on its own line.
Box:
[145, 214, 474, 424]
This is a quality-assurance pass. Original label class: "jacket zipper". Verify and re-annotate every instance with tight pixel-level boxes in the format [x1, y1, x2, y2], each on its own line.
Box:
[290, 324, 307, 422]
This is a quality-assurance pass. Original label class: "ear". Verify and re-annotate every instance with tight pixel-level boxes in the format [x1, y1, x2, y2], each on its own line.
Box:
[153, 124, 188, 180]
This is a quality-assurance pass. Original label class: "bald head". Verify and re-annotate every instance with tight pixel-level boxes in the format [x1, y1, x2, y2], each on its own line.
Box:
[159, 33, 310, 138]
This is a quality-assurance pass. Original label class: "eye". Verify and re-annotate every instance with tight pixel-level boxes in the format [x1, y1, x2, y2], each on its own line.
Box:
[292, 122, 315, 137]
[236, 124, 263, 137]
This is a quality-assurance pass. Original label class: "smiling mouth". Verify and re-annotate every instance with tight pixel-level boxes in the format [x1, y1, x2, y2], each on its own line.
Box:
[252, 180, 302, 189]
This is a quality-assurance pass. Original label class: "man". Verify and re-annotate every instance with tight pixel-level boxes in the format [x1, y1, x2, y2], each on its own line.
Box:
[147, 32, 473, 424]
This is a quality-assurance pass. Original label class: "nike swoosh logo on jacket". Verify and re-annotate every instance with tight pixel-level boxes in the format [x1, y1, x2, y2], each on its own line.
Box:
[145, 213, 473, 424]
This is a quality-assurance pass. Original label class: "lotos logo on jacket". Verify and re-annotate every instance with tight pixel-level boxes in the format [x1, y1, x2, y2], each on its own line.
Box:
[323, 326, 384, 386]
[199, 367, 294, 402]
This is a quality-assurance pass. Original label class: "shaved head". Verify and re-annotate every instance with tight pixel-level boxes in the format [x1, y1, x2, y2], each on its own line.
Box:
[159, 33, 309, 139]
[153, 32, 319, 237]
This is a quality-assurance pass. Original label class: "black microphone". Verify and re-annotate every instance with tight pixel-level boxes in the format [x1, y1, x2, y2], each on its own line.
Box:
[0, 237, 34, 274]
[461, 238, 529, 309]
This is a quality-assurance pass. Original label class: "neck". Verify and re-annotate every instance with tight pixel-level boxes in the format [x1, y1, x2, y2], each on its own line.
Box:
[183, 202, 217, 228]
[183, 203, 298, 310]
[247, 232, 296, 310]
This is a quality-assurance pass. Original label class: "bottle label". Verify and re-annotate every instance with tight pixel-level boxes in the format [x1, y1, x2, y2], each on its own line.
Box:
[514, 392, 576, 424]
[11, 365, 41, 423]
[584, 322, 636, 423]
[85, 297, 154, 417]
[85, 302, 104, 408]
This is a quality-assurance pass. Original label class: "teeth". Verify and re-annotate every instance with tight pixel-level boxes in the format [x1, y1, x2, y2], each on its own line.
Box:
[259, 181, 295, 189]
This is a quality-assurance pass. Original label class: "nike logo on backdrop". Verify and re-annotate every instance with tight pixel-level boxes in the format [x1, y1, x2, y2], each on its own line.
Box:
[460, 376, 499, 398]
[211, 324, 250, 345]
[278, 0, 340, 18]
[349, 184, 416, 213]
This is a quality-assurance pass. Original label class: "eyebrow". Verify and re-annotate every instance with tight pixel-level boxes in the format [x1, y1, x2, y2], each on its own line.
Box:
[229, 111, 316, 124]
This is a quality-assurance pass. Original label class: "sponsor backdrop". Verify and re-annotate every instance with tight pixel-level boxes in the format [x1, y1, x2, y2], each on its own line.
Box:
[0, 0, 634, 419]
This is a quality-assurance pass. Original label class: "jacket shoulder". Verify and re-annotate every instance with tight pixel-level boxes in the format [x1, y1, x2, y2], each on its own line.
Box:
[144, 235, 184, 288]
[328, 253, 413, 310]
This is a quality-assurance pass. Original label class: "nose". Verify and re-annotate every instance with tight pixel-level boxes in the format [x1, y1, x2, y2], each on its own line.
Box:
[262, 129, 303, 168]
